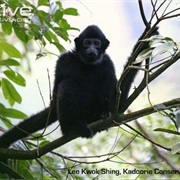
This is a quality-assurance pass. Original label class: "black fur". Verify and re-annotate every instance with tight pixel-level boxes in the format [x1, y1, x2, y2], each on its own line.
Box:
[0, 25, 158, 148]
[0, 25, 117, 147]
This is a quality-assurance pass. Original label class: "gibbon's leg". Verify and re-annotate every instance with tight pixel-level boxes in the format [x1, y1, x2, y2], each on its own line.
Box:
[57, 80, 94, 138]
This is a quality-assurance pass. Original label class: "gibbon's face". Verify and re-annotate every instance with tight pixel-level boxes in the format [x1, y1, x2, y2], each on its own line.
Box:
[74, 25, 109, 65]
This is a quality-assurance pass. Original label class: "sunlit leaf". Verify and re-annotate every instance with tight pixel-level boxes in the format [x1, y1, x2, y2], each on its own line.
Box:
[59, 19, 70, 30]
[3, 70, 26, 86]
[1, 78, 22, 106]
[0, 107, 27, 119]
[38, 0, 49, 6]
[134, 47, 154, 64]
[152, 42, 176, 58]
[52, 42, 65, 52]
[44, 30, 52, 42]
[48, 31, 59, 43]
[53, 9, 63, 23]
[0, 59, 20, 66]
[54, 27, 69, 41]
[64, 8, 78, 16]
[13, 24, 30, 43]
[154, 128, 180, 135]
[2, 22, 12, 35]
[40, 140, 51, 146]
[0, 42, 22, 58]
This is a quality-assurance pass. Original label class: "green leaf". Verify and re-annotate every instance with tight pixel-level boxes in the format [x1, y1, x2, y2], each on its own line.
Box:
[32, 133, 46, 140]
[152, 42, 176, 58]
[2, 22, 12, 35]
[3, 70, 26, 86]
[52, 42, 65, 52]
[36, 10, 48, 22]
[17, 161, 34, 179]
[53, 9, 63, 23]
[134, 47, 154, 64]
[8, 0, 20, 10]
[0, 42, 22, 58]
[0, 103, 6, 109]
[59, 19, 70, 30]
[13, 24, 29, 43]
[1, 78, 22, 106]
[154, 128, 180, 135]
[40, 140, 50, 146]
[54, 27, 69, 41]
[44, 30, 52, 42]
[163, 37, 174, 42]
[0, 59, 20, 66]
[38, 0, 49, 6]
[0, 108, 27, 119]
[0, 116, 12, 128]
[69, 27, 80, 32]
[48, 31, 59, 43]
[0, 49, 2, 59]
[64, 8, 78, 16]
[19, 168, 34, 179]
[28, 23, 42, 39]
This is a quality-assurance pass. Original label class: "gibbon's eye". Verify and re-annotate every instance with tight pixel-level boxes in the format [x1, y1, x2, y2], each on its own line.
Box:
[94, 39, 101, 48]
[83, 39, 91, 47]
[83, 38, 101, 48]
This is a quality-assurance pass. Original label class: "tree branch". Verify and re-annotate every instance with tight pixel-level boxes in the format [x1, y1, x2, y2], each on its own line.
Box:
[119, 51, 180, 113]
[0, 98, 179, 160]
[135, 120, 179, 171]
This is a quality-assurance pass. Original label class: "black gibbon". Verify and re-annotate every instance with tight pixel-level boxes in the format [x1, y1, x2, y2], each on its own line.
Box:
[0, 25, 158, 148]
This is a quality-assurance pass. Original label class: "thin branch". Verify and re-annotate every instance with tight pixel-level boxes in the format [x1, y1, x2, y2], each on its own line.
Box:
[155, 0, 168, 14]
[135, 120, 179, 171]
[162, 0, 172, 16]
[47, 68, 52, 102]
[51, 135, 137, 165]
[149, 58, 172, 72]
[150, 0, 159, 21]
[149, 52, 180, 82]
[163, 7, 180, 17]
[138, 0, 150, 28]
[40, 69, 52, 136]
[36, 79, 46, 108]
[161, 12, 180, 20]
[108, 128, 122, 154]
[124, 123, 170, 151]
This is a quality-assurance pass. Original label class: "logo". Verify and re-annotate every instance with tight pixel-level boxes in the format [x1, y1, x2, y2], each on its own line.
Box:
[0, 4, 33, 23]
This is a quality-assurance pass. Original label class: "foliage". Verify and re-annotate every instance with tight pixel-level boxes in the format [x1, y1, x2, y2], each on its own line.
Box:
[0, 1, 79, 177]
[0, 0, 78, 119]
